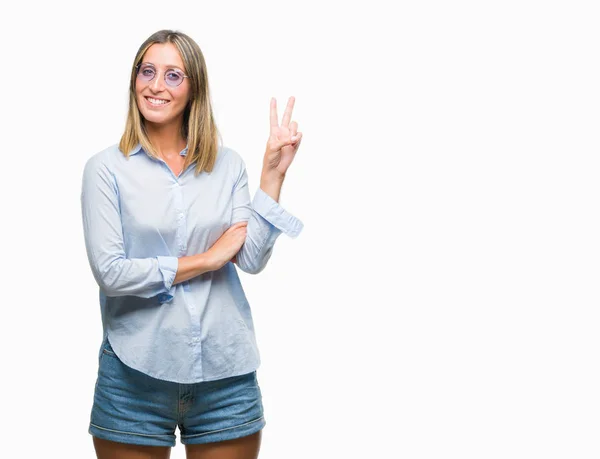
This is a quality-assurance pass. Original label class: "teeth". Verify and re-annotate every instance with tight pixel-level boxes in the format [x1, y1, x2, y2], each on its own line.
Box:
[147, 97, 168, 105]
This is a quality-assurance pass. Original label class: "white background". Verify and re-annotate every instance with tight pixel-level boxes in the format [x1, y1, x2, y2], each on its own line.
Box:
[1, 1, 599, 458]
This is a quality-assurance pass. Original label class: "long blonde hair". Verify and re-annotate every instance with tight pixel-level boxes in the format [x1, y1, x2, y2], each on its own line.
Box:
[119, 29, 221, 175]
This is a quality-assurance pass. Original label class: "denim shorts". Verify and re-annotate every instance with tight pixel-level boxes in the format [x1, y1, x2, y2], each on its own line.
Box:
[89, 336, 266, 447]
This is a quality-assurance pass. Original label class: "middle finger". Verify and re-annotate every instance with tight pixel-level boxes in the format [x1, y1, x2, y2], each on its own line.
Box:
[281, 96, 295, 127]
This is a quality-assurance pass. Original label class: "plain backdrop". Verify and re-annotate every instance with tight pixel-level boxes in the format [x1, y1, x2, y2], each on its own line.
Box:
[1, 1, 599, 458]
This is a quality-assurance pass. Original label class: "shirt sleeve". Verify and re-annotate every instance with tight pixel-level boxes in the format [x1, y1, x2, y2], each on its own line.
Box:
[230, 153, 303, 274]
[81, 155, 178, 300]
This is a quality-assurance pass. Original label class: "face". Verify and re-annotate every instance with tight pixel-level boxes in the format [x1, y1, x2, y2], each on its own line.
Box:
[135, 43, 191, 128]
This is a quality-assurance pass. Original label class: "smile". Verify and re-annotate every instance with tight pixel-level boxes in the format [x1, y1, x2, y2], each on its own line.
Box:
[145, 97, 170, 106]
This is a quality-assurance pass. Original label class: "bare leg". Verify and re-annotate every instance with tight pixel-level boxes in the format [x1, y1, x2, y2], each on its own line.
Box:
[184, 431, 262, 459]
[93, 436, 172, 459]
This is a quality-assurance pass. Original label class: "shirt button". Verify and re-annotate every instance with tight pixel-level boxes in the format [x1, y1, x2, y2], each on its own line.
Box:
[157, 293, 170, 303]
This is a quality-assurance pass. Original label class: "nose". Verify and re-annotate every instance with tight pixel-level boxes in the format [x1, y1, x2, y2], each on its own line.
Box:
[149, 70, 166, 93]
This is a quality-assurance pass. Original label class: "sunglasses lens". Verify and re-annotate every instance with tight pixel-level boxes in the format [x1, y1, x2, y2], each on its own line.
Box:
[166, 71, 183, 87]
[138, 65, 155, 81]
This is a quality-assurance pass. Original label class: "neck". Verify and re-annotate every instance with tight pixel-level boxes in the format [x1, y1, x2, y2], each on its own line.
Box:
[145, 119, 187, 160]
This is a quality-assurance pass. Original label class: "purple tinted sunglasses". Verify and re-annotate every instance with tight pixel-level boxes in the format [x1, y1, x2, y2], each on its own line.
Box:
[135, 63, 189, 87]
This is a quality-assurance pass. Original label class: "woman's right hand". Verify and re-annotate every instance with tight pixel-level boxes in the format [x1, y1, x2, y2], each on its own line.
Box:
[206, 221, 248, 270]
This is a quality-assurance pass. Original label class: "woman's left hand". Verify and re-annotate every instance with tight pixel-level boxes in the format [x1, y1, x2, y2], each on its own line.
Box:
[262, 96, 302, 179]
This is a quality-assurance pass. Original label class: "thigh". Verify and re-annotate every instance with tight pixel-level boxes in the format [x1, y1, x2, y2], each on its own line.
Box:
[94, 436, 172, 459]
[184, 431, 261, 459]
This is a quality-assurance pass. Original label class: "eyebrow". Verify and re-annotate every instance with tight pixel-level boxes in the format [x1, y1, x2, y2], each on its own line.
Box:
[140, 62, 185, 71]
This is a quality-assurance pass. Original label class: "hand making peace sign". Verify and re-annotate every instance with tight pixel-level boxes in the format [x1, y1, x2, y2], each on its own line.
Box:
[262, 96, 303, 179]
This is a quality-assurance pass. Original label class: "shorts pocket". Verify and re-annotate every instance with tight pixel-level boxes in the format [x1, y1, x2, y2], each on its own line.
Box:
[99, 336, 118, 362]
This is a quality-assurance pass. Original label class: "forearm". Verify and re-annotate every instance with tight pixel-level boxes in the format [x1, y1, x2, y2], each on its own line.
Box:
[173, 252, 216, 285]
[259, 172, 285, 203]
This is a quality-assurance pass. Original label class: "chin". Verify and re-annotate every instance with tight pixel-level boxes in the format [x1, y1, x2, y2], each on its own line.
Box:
[138, 106, 171, 124]
[142, 113, 168, 124]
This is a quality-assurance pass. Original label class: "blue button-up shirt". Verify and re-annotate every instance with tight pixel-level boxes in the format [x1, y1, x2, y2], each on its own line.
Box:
[81, 143, 303, 383]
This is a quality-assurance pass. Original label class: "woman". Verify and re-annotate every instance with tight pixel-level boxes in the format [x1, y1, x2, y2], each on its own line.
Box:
[81, 29, 303, 459]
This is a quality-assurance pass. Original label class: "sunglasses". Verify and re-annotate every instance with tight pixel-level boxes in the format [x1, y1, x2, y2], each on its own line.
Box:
[135, 63, 190, 87]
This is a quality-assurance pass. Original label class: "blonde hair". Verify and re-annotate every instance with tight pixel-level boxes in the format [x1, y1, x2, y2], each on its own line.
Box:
[119, 29, 221, 175]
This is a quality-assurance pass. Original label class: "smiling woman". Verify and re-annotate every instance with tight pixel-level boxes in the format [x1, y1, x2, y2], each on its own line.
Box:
[119, 30, 219, 179]
[81, 29, 304, 459]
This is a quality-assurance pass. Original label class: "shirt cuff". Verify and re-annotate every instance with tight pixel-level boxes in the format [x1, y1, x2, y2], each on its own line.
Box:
[252, 187, 304, 238]
[156, 256, 178, 303]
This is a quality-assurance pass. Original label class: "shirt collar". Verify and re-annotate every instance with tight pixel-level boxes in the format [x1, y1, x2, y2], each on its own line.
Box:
[130, 143, 144, 156]
[130, 143, 189, 157]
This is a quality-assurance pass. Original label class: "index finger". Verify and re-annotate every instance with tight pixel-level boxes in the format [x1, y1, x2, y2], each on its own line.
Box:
[270, 98, 279, 128]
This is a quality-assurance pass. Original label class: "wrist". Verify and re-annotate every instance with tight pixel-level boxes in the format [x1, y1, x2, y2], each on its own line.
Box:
[261, 169, 285, 184]
[260, 176, 284, 203]
[200, 251, 219, 272]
